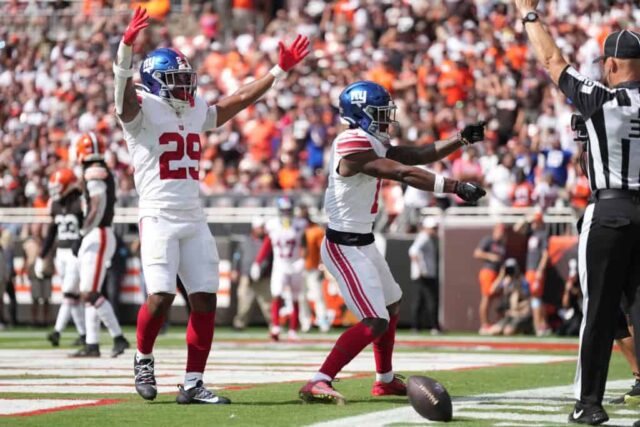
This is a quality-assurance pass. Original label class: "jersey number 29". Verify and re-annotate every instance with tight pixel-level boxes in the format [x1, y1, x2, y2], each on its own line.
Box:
[159, 132, 201, 180]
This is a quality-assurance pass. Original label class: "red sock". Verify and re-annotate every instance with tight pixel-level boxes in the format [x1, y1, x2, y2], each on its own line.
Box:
[271, 297, 282, 327]
[373, 314, 398, 374]
[319, 322, 376, 379]
[290, 301, 299, 331]
[136, 303, 165, 354]
[186, 311, 215, 373]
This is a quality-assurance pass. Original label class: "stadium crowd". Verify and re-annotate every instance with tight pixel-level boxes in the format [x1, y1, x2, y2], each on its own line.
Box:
[1, 0, 638, 230]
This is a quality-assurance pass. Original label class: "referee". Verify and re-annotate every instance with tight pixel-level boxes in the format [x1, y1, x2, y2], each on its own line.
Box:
[513, 0, 640, 424]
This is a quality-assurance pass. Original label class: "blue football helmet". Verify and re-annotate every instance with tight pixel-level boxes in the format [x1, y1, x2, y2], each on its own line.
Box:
[338, 81, 398, 142]
[276, 196, 293, 218]
[140, 48, 197, 115]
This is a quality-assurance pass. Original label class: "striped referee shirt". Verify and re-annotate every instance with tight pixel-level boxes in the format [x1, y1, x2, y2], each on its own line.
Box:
[558, 66, 640, 191]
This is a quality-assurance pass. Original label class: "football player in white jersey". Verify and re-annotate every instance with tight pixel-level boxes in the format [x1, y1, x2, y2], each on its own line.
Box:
[113, 7, 309, 404]
[299, 81, 487, 404]
[252, 197, 306, 341]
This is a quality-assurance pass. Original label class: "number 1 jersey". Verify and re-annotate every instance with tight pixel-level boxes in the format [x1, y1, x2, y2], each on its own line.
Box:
[120, 91, 217, 215]
[324, 128, 389, 234]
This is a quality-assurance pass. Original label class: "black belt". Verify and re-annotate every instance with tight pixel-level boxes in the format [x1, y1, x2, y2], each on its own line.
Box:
[594, 189, 640, 203]
[326, 228, 374, 246]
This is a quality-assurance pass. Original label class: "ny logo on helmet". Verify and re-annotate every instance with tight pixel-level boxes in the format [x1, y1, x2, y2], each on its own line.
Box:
[142, 57, 154, 73]
[350, 90, 367, 107]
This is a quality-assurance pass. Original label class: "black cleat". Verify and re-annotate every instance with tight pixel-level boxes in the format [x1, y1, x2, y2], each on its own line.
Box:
[176, 380, 231, 405]
[70, 344, 100, 358]
[134, 356, 157, 401]
[111, 335, 130, 358]
[610, 380, 640, 405]
[47, 331, 60, 347]
[72, 335, 86, 346]
[568, 403, 609, 425]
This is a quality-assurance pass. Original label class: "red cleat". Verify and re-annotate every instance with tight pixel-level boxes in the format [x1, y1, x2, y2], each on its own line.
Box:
[371, 375, 407, 396]
[299, 380, 346, 405]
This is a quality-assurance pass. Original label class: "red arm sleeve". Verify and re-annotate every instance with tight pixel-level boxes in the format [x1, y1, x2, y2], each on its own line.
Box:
[255, 235, 272, 265]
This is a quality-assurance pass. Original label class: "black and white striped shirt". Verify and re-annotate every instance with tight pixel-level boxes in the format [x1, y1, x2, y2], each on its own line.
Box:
[559, 66, 640, 191]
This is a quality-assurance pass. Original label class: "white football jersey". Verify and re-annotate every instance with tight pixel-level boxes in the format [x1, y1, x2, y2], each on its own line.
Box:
[120, 91, 217, 215]
[266, 217, 306, 267]
[324, 128, 389, 234]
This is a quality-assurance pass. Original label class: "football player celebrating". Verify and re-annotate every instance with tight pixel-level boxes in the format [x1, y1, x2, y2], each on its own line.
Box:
[37, 169, 86, 347]
[299, 81, 486, 404]
[252, 197, 306, 342]
[113, 8, 309, 403]
[71, 132, 130, 358]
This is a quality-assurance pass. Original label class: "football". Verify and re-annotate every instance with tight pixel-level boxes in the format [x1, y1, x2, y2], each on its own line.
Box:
[407, 376, 453, 422]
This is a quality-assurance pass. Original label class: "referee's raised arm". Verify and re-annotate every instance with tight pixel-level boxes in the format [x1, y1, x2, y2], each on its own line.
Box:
[512, 0, 640, 425]
[513, 0, 568, 85]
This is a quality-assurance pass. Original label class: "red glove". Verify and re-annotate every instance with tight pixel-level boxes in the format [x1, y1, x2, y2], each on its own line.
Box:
[122, 6, 149, 46]
[278, 34, 310, 72]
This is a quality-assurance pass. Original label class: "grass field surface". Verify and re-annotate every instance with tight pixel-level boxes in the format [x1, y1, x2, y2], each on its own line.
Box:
[0, 327, 636, 426]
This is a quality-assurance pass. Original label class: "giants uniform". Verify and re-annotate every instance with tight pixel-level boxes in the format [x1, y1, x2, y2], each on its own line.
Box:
[265, 217, 306, 298]
[41, 190, 83, 293]
[321, 128, 402, 321]
[78, 165, 117, 293]
[121, 91, 219, 295]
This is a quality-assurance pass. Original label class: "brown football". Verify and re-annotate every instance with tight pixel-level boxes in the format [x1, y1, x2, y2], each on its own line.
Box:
[407, 375, 453, 422]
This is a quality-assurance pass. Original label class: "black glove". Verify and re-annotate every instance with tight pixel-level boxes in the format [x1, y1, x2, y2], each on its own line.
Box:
[460, 121, 486, 144]
[455, 181, 486, 203]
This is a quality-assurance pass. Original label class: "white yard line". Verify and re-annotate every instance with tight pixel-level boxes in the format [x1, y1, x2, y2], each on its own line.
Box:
[308, 380, 638, 427]
[0, 349, 576, 395]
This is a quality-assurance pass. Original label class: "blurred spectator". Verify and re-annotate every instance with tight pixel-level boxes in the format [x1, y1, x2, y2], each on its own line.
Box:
[298, 205, 329, 332]
[510, 168, 535, 207]
[488, 258, 532, 336]
[533, 172, 560, 209]
[485, 153, 515, 208]
[567, 160, 591, 213]
[514, 212, 550, 336]
[452, 146, 483, 183]
[0, 237, 7, 329]
[23, 227, 51, 327]
[473, 223, 506, 335]
[408, 217, 441, 334]
[232, 217, 271, 330]
[0, 229, 18, 326]
[0, 1, 635, 211]
[557, 258, 581, 337]
[540, 132, 573, 187]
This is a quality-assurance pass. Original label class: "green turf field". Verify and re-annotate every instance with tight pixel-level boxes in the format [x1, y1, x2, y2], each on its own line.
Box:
[0, 327, 635, 426]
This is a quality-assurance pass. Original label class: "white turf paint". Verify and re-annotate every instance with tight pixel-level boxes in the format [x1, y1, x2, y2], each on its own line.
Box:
[0, 398, 99, 415]
[309, 379, 638, 427]
[0, 349, 575, 395]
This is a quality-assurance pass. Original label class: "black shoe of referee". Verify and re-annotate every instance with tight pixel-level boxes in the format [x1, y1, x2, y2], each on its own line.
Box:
[568, 403, 608, 425]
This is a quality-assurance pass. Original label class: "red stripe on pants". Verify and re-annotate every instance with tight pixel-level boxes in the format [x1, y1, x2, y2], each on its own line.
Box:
[92, 228, 107, 292]
[327, 241, 374, 318]
[324, 240, 364, 317]
[334, 243, 377, 316]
